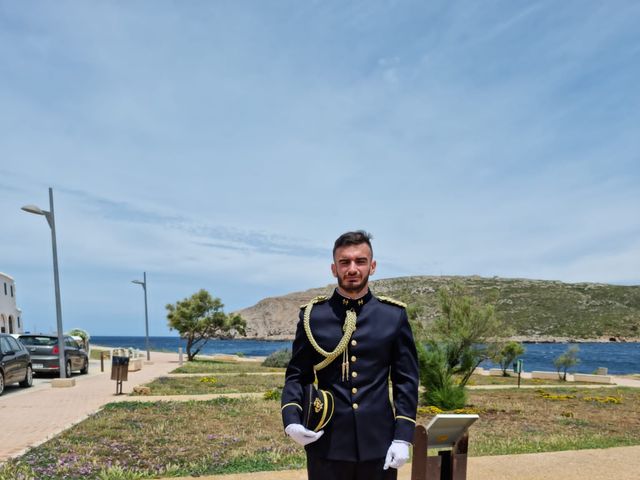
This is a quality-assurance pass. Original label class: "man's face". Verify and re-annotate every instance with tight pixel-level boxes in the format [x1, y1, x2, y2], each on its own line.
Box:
[331, 243, 376, 297]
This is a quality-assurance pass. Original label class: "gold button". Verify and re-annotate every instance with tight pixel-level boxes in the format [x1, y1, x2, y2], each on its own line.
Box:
[351, 355, 356, 362]
[351, 340, 357, 347]
[352, 403, 359, 410]
[352, 387, 358, 394]
[352, 371, 358, 378]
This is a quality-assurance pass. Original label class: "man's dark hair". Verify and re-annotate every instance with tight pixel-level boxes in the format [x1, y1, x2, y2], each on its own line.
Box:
[333, 230, 373, 257]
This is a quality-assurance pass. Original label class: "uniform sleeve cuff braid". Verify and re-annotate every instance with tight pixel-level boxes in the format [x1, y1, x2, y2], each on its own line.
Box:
[394, 416, 417, 443]
[396, 415, 416, 424]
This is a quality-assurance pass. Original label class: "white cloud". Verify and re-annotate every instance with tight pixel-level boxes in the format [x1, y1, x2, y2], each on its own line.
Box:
[1, 1, 638, 334]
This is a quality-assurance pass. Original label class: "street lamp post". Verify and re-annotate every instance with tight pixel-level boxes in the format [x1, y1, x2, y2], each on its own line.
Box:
[131, 272, 150, 361]
[22, 187, 67, 378]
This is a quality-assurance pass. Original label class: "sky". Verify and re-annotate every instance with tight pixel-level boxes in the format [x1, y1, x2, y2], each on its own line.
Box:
[1, 1, 639, 336]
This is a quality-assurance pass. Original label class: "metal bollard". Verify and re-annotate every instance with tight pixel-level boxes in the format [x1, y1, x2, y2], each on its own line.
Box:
[100, 351, 108, 372]
[178, 347, 183, 366]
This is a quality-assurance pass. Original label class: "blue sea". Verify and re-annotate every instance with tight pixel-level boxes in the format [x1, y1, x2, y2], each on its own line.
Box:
[92, 336, 292, 358]
[91, 336, 640, 375]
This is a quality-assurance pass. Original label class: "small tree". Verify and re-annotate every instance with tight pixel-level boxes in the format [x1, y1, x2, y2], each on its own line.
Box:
[491, 341, 526, 376]
[418, 283, 510, 410]
[262, 349, 292, 368]
[429, 283, 507, 387]
[68, 328, 90, 350]
[166, 289, 246, 361]
[406, 304, 427, 342]
[554, 345, 580, 381]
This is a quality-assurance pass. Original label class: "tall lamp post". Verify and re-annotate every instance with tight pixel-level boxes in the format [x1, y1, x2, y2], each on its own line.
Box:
[22, 187, 67, 378]
[131, 272, 150, 361]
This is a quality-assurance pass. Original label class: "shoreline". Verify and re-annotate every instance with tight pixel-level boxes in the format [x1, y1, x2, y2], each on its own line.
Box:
[89, 344, 266, 362]
[511, 335, 640, 344]
[93, 335, 640, 343]
[244, 335, 640, 343]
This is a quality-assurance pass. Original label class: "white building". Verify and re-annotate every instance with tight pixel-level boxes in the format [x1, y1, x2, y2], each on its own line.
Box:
[0, 272, 23, 334]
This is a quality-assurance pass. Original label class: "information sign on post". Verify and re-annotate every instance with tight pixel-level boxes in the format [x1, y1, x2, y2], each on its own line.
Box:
[513, 359, 524, 387]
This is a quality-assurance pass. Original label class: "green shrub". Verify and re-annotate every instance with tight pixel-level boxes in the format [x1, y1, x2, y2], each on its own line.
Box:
[425, 383, 467, 410]
[554, 345, 580, 381]
[262, 349, 291, 368]
[264, 387, 282, 401]
[68, 327, 90, 349]
[418, 343, 467, 410]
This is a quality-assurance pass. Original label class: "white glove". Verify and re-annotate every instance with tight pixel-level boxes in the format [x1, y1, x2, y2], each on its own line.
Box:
[383, 440, 411, 470]
[285, 424, 324, 447]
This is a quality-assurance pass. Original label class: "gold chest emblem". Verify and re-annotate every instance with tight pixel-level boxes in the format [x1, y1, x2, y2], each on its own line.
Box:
[313, 398, 324, 413]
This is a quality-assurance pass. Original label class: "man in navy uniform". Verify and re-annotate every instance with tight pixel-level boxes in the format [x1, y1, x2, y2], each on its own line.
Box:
[281, 231, 419, 480]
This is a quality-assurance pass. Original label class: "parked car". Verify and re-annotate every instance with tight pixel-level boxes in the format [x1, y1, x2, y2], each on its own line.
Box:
[18, 334, 89, 377]
[0, 333, 33, 395]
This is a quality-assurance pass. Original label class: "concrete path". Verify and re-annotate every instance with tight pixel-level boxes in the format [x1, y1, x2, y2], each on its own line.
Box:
[163, 444, 640, 480]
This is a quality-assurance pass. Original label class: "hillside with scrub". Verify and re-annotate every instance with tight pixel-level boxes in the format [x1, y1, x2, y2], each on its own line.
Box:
[236, 276, 640, 341]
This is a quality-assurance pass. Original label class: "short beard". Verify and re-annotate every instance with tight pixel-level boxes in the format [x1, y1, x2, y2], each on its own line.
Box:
[337, 275, 369, 296]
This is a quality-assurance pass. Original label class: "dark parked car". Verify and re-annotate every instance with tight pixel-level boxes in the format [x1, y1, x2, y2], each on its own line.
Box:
[18, 334, 89, 377]
[0, 333, 33, 395]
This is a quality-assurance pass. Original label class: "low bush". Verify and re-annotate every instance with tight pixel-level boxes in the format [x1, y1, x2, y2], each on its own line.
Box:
[264, 387, 282, 401]
[262, 349, 291, 368]
[418, 343, 467, 409]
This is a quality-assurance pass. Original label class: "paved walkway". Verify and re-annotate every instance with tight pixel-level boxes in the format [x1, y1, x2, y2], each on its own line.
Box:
[2, 356, 640, 479]
[163, 444, 640, 480]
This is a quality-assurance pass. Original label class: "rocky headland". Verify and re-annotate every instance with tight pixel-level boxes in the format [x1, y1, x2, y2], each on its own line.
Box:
[234, 275, 640, 342]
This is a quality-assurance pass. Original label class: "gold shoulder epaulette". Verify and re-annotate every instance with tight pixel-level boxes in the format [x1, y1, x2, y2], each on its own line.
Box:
[300, 295, 328, 309]
[376, 295, 407, 309]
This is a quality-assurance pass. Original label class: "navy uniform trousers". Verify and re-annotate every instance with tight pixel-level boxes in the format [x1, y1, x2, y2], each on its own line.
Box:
[307, 456, 396, 480]
[281, 289, 419, 480]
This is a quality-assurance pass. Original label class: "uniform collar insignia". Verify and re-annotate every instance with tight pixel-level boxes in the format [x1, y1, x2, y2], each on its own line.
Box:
[331, 289, 373, 309]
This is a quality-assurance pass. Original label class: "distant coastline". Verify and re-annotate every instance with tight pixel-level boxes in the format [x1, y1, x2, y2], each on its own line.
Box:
[241, 334, 640, 343]
[513, 335, 640, 344]
[90, 336, 640, 374]
[91, 334, 640, 344]
[235, 276, 640, 341]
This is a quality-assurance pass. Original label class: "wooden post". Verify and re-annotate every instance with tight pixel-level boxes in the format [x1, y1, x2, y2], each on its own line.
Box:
[452, 433, 469, 480]
[411, 425, 444, 480]
[411, 425, 428, 480]
[411, 427, 470, 480]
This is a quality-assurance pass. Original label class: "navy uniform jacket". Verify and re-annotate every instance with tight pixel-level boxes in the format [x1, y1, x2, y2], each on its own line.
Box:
[281, 289, 419, 462]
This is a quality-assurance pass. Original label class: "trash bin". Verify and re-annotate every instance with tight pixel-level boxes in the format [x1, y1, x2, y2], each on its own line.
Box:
[111, 356, 130, 381]
[111, 355, 130, 394]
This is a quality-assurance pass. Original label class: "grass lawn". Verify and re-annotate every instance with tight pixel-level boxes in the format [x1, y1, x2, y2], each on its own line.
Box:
[2, 387, 639, 479]
[419, 387, 640, 456]
[0, 398, 302, 480]
[135, 374, 285, 395]
[171, 359, 285, 374]
[89, 347, 111, 361]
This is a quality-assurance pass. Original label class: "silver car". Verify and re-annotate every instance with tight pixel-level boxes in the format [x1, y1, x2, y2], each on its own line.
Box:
[18, 334, 89, 377]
